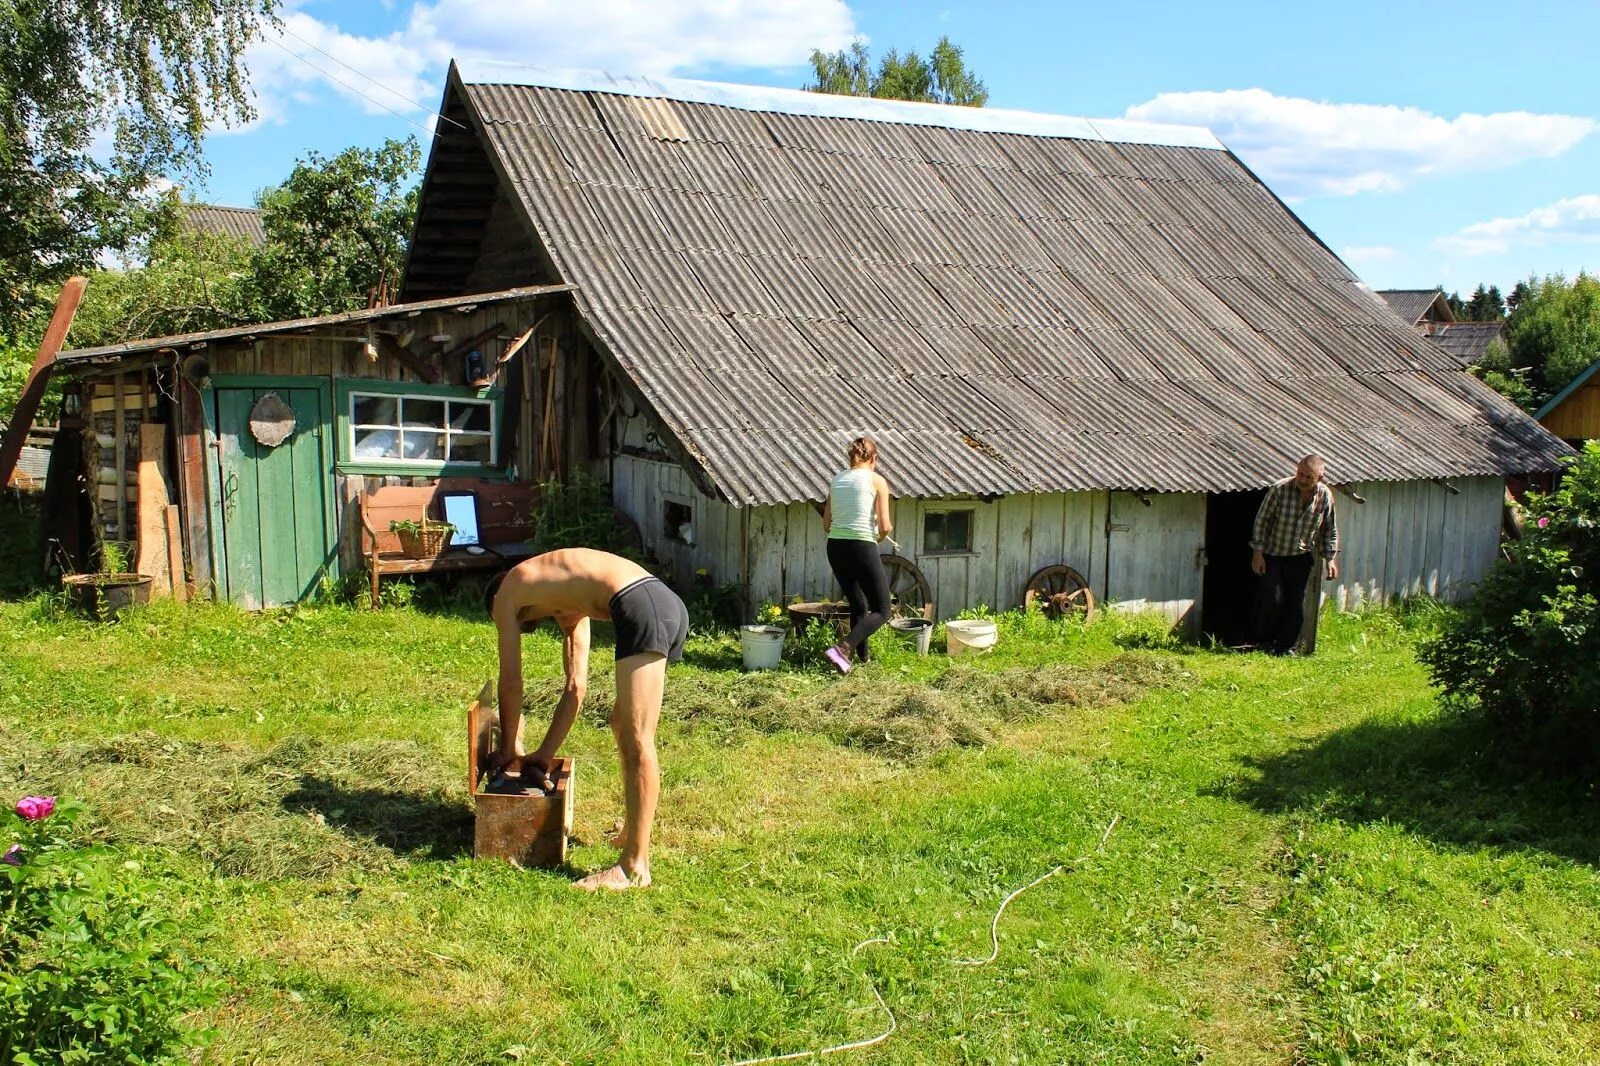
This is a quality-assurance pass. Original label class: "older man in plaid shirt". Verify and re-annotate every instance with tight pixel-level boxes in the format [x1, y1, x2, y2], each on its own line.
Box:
[1249, 455, 1340, 656]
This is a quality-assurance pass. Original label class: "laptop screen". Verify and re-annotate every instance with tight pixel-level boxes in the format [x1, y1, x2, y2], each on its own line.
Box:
[441, 493, 480, 546]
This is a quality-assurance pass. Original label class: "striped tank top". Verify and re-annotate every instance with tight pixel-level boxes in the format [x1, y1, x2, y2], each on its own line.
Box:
[828, 468, 878, 542]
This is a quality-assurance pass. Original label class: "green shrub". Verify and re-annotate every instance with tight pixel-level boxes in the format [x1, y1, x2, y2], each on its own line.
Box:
[530, 472, 643, 560]
[1418, 443, 1600, 767]
[0, 795, 216, 1063]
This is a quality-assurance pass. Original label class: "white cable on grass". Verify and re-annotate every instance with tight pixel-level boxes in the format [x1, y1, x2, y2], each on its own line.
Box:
[727, 937, 896, 1066]
[725, 815, 1121, 1063]
[954, 813, 1121, 969]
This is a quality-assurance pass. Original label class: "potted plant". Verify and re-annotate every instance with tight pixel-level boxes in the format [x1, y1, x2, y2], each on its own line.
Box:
[389, 517, 455, 559]
[61, 541, 153, 620]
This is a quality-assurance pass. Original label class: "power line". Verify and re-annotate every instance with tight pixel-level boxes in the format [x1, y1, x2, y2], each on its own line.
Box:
[263, 36, 462, 139]
[276, 22, 469, 132]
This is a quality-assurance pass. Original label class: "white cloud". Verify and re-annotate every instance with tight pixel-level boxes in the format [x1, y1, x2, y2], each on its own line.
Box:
[1125, 88, 1595, 200]
[1435, 194, 1600, 255]
[1341, 244, 1401, 265]
[238, 1, 856, 129]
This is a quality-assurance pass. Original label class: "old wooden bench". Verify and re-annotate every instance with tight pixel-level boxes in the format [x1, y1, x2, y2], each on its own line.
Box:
[359, 478, 539, 608]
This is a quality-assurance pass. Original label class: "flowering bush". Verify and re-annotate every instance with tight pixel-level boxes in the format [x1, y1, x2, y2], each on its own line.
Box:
[1419, 442, 1600, 768]
[1, 795, 215, 1063]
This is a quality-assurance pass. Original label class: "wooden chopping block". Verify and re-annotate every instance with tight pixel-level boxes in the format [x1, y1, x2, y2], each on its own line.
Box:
[466, 681, 575, 868]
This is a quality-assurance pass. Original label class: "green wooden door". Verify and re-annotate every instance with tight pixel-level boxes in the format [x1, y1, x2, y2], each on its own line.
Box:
[210, 381, 336, 608]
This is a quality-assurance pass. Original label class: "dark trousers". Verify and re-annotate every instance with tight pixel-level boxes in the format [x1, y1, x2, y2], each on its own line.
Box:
[827, 538, 890, 661]
[1254, 552, 1314, 653]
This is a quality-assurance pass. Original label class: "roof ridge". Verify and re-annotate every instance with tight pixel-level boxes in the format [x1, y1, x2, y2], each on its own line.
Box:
[451, 60, 1225, 151]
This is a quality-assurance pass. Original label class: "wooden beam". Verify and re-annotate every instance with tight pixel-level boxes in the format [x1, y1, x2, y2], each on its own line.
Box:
[113, 375, 128, 542]
[0, 276, 87, 488]
[439, 322, 508, 372]
[177, 379, 212, 596]
[376, 334, 442, 384]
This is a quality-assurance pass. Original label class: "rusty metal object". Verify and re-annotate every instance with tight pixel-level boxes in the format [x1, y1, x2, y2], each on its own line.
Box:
[1023, 564, 1096, 621]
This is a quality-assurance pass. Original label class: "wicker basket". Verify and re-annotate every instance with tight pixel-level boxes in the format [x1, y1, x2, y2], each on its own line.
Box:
[397, 523, 452, 559]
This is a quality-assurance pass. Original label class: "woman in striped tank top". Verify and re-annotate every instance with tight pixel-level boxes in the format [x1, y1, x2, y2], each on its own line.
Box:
[820, 437, 894, 675]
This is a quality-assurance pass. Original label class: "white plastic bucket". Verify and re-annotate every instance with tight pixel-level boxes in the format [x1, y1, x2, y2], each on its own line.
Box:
[945, 618, 998, 658]
[889, 617, 934, 655]
[740, 625, 786, 670]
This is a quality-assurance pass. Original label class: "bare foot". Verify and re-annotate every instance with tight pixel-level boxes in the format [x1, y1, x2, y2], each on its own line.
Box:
[573, 864, 651, 891]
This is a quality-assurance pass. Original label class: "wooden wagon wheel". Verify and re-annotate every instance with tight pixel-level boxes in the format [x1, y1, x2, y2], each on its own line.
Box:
[1023, 564, 1096, 622]
[881, 554, 933, 620]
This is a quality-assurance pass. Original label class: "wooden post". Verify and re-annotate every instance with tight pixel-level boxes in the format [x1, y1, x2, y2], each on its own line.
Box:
[0, 276, 86, 489]
[113, 375, 128, 544]
[134, 423, 173, 595]
[176, 380, 212, 598]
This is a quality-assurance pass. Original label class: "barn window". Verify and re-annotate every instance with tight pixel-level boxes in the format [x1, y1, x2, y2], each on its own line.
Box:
[339, 381, 499, 473]
[922, 508, 974, 554]
[663, 499, 694, 544]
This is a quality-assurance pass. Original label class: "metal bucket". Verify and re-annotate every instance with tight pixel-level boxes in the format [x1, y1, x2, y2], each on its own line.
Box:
[740, 625, 786, 670]
[889, 616, 933, 655]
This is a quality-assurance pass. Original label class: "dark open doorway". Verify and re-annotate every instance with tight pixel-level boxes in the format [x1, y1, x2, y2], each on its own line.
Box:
[1203, 489, 1266, 646]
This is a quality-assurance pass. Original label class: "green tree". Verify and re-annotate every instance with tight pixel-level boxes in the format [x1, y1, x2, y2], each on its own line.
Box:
[247, 137, 422, 320]
[0, 0, 278, 322]
[1465, 283, 1506, 321]
[806, 35, 988, 106]
[1505, 273, 1600, 406]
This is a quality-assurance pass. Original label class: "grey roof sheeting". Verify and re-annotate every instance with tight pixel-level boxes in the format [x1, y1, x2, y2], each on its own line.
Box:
[1378, 288, 1451, 326]
[1427, 321, 1506, 368]
[181, 204, 267, 246]
[440, 70, 1569, 504]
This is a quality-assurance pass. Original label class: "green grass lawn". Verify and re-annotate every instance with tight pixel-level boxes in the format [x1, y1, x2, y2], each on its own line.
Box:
[2, 584, 1597, 1064]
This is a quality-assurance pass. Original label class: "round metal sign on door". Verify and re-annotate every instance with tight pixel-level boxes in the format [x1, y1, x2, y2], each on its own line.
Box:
[248, 393, 296, 448]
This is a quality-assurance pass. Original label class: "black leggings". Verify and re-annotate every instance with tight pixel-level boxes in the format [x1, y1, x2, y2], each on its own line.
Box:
[827, 538, 890, 661]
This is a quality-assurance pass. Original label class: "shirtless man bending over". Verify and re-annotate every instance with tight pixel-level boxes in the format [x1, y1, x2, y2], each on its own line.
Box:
[484, 548, 688, 891]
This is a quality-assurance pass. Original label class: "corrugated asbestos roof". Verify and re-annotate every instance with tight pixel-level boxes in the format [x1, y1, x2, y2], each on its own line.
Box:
[181, 204, 266, 246]
[442, 72, 1570, 504]
[1426, 321, 1506, 367]
[1378, 288, 1450, 326]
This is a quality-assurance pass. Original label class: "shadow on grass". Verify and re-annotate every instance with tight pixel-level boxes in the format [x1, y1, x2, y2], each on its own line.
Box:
[1224, 711, 1600, 866]
[283, 776, 475, 861]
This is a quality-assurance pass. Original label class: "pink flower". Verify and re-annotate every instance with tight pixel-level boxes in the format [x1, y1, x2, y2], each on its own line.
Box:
[1537, 516, 1550, 529]
[15, 796, 55, 821]
[1, 844, 22, 866]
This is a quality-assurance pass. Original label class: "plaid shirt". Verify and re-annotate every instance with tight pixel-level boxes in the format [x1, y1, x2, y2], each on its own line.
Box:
[1250, 477, 1339, 559]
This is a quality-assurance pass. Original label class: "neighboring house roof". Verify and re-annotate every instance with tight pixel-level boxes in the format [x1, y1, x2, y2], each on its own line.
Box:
[55, 285, 574, 366]
[1534, 357, 1600, 421]
[405, 65, 1570, 504]
[181, 204, 266, 247]
[1378, 289, 1456, 327]
[1427, 321, 1507, 368]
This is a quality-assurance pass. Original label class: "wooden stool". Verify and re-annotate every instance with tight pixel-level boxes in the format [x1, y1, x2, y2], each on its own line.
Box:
[467, 681, 574, 867]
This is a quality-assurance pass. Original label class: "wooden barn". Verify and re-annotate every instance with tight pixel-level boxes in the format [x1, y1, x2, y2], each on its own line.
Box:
[393, 65, 1569, 637]
[20, 286, 576, 608]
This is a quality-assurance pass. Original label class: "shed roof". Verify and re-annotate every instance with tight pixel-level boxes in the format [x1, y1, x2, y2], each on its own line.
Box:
[1378, 288, 1455, 327]
[1534, 357, 1600, 421]
[406, 65, 1569, 503]
[56, 285, 574, 366]
[181, 204, 266, 246]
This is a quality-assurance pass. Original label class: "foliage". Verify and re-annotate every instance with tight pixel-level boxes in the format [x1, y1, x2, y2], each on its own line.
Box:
[0, 796, 216, 1062]
[64, 136, 423, 357]
[1442, 283, 1506, 322]
[98, 540, 132, 576]
[805, 35, 988, 106]
[528, 471, 643, 560]
[1418, 443, 1600, 767]
[1503, 272, 1600, 408]
[248, 137, 422, 320]
[0, 0, 277, 322]
[66, 225, 258, 351]
[388, 518, 455, 537]
[1472, 336, 1534, 409]
[683, 569, 744, 632]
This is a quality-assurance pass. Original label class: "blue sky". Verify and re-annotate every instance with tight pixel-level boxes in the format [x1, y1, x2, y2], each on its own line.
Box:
[203, 0, 1600, 297]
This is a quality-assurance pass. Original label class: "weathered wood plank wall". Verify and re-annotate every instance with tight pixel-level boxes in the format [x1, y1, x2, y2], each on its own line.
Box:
[1325, 475, 1503, 611]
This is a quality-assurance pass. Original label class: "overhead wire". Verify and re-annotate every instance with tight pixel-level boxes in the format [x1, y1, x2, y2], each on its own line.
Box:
[261, 35, 459, 139]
